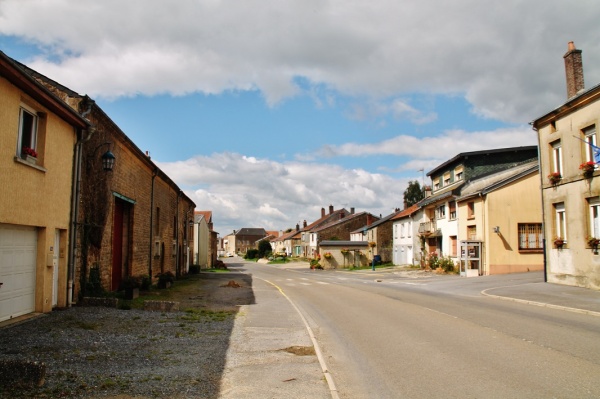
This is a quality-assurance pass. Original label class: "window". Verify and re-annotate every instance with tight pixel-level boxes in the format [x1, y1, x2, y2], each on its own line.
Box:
[589, 197, 600, 239]
[444, 173, 451, 186]
[407, 221, 412, 238]
[467, 202, 475, 219]
[449, 201, 457, 220]
[17, 105, 38, 158]
[555, 202, 567, 241]
[583, 126, 598, 164]
[400, 223, 405, 238]
[436, 204, 446, 219]
[551, 140, 563, 175]
[434, 178, 441, 190]
[467, 225, 477, 240]
[455, 166, 464, 181]
[394, 225, 398, 239]
[518, 223, 543, 250]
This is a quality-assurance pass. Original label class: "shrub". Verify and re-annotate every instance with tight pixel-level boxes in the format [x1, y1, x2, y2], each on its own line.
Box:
[257, 241, 273, 258]
[245, 249, 259, 259]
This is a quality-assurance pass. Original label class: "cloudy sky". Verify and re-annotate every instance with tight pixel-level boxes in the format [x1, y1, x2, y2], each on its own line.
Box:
[1, 0, 599, 235]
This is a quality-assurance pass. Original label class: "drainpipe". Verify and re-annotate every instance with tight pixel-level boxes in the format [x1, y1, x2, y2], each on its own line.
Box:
[67, 98, 95, 306]
[149, 167, 157, 281]
[531, 125, 547, 282]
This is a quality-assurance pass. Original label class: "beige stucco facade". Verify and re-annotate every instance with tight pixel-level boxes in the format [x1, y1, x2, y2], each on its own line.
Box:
[534, 88, 600, 289]
[458, 171, 544, 275]
[0, 53, 89, 319]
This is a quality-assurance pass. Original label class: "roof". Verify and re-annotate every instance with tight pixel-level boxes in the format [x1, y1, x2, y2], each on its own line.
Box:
[302, 208, 349, 232]
[531, 81, 600, 128]
[235, 228, 267, 236]
[426, 146, 538, 177]
[271, 229, 298, 243]
[418, 185, 462, 207]
[390, 204, 421, 221]
[457, 161, 539, 201]
[0, 50, 90, 130]
[312, 212, 368, 233]
[195, 211, 212, 223]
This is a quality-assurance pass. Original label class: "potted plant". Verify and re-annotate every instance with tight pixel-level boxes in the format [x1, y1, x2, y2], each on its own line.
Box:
[580, 161, 596, 178]
[21, 146, 37, 164]
[548, 172, 562, 185]
[323, 252, 332, 259]
[120, 275, 142, 299]
[587, 236, 600, 248]
[368, 241, 376, 248]
[553, 237, 565, 248]
[155, 271, 175, 289]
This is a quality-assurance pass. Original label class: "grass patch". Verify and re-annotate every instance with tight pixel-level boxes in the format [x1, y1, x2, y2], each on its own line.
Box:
[204, 268, 231, 273]
[179, 308, 234, 322]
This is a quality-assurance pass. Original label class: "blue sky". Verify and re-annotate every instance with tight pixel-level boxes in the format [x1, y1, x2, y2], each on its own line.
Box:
[1, 0, 598, 234]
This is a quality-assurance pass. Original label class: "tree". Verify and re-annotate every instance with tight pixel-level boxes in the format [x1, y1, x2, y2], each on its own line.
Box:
[257, 240, 273, 258]
[403, 180, 424, 207]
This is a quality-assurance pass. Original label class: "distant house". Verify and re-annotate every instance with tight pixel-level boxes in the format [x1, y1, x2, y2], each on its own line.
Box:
[362, 210, 402, 263]
[532, 42, 600, 290]
[300, 206, 349, 257]
[0, 50, 90, 321]
[391, 204, 422, 266]
[310, 211, 379, 257]
[230, 228, 268, 254]
[193, 211, 218, 268]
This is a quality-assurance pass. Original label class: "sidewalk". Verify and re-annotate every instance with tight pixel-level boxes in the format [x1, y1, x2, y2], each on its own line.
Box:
[218, 276, 331, 399]
[481, 280, 600, 316]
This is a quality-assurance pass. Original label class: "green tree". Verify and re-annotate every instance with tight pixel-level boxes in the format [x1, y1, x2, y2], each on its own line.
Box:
[403, 180, 424, 207]
[257, 240, 273, 258]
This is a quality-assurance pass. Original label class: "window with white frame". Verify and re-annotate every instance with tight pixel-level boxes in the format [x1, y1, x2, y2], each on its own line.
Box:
[449, 201, 457, 220]
[555, 202, 567, 242]
[436, 204, 446, 219]
[407, 220, 412, 237]
[434, 178, 441, 190]
[455, 166, 464, 181]
[394, 224, 398, 239]
[17, 104, 38, 158]
[518, 223, 543, 250]
[589, 197, 600, 239]
[444, 173, 451, 186]
[583, 126, 598, 164]
[551, 140, 563, 176]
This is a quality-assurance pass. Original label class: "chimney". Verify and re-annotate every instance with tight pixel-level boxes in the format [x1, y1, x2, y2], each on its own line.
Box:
[350, 207, 355, 214]
[321, 207, 325, 217]
[303, 220, 307, 228]
[329, 204, 334, 214]
[296, 223, 300, 231]
[340, 210, 345, 219]
[424, 186, 432, 198]
[367, 214, 373, 226]
[564, 41, 584, 99]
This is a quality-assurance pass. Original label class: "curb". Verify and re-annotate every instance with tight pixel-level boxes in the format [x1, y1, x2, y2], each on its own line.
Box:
[480, 288, 600, 317]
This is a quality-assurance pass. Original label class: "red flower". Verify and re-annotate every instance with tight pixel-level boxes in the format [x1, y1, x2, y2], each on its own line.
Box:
[22, 147, 37, 158]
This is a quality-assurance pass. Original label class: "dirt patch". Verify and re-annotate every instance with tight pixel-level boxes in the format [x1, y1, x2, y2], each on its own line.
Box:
[221, 280, 242, 288]
[281, 346, 316, 356]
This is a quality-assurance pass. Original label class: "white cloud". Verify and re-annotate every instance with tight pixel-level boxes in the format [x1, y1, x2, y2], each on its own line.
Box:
[157, 153, 407, 234]
[306, 126, 537, 163]
[1, 0, 598, 122]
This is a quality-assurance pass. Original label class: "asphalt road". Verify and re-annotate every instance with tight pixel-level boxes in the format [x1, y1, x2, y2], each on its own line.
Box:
[233, 259, 600, 399]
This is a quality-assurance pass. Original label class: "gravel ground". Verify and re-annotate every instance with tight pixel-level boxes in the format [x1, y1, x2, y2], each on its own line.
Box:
[0, 271, 255, 399]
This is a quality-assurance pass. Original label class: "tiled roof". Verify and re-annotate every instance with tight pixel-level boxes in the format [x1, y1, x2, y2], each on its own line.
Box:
[312, 212, 366, 233]
[390, 204, 420, 221]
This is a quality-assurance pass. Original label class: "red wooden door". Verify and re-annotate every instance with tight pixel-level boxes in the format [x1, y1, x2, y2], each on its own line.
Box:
[112, 200, 124, 291]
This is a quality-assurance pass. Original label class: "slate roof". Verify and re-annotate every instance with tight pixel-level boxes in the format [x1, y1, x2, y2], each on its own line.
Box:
[457, 161, 539, 201]
[235, 228, 267, 236]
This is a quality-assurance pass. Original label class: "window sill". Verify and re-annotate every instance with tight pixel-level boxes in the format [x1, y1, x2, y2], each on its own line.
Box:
[518, 249, 544, 254]
[14, 156, 47, 172]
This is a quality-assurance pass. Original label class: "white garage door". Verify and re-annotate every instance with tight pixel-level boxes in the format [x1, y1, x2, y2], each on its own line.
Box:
[0, 224, 37, 322]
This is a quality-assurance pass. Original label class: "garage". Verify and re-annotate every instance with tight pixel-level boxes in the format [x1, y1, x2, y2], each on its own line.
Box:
[0, 224, 37, 322]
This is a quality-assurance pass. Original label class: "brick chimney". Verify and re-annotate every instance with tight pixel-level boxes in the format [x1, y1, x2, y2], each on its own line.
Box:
[350, 207, 355, 214]
[367, 214, 373, 226]
[329, 204, 334, 214]
[303, 220, 307, 228]
[321, 207, 325, 217]
[340, 210, 345, 219]
[296, 223, 300, 231]
[564, 41, 584, 99]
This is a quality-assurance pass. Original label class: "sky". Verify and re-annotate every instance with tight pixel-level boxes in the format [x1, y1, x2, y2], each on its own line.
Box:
[1, 0, 599, 235]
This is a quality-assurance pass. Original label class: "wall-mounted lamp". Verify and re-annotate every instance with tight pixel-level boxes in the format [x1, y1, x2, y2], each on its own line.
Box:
[493, 226, 500, 234]
[92, 142, 116, 172]
[101, 149, 115, 171]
